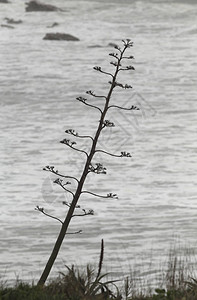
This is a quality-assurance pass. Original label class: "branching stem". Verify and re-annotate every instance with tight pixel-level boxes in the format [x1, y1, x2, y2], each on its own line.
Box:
[66, 230, 82, 235]
[86, 90, 107, 100]
[58, 184, 75, 198]
[107, 104, 139, 111]
[56, 174, 79, 184]
[77, 96, 102, 114]
[43, 167, 79, 184]
[65, 129, 94, 142]
[74, 134, 93, 141]
[72, 209, 94, 218]
[37, 39, 134, 286]
[83, 101, 103, 114]
[35, 207, 63, 225]
[95, 149, 122, 158]
[81, 191, 109, 198]
[60, 140, 89, 157]
[69, 145, 89, 157]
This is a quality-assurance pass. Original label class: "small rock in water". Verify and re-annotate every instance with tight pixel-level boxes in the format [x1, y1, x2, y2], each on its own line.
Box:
[43, 33, 80, 41]
[5, 17, 23, 24]
[1, 24, 14, 28]
[108, 42, 118, 48]
[88, 44, 102, 48]
[47, 22, 59, 28]
[25, 1, 61, 12]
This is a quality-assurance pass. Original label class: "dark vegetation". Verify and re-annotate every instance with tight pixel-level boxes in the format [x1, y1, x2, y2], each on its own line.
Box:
[1, 246, 197, 300]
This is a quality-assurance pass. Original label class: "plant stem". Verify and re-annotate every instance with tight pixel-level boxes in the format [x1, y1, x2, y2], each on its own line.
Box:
[37, 42, 129, 286]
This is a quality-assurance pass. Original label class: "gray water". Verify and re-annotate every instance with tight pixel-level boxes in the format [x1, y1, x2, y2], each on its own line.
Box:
[0, 0, 197, 285]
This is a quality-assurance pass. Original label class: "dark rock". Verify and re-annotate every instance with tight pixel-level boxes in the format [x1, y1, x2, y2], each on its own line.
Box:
[108, 42, 118, 48]
[88, 44, 102, 48]
[5, 17, 22, 24]
[43, 33, 79, 41]
[47, 22, 59, 28]
[25, 1, 61, 12]
[0, 0, 9, 3]
[1, 24, 14, 29]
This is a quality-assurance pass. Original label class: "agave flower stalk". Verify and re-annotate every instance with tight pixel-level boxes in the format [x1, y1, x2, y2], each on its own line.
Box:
[37, 39, 139, 285]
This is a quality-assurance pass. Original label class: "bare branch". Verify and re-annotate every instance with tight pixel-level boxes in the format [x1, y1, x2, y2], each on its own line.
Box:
[62, 201, 72, 208]
[86, 90, 107, 100]
[122, 55, 134, 59]
[53, 178, 71, 186]
[109, 52, 119, 60]
[76, 96, 102, 114]
[66, 230, 82, 235]
[113, 45, 121, 52]
[72, 209, 94, 218]
[81, 190, 107, 198]
[95, 149, 122, 158]
[95, 150, 132, 158]
[108, 81, 132, 89]
[110, 61, 120, 67]
[93, 66, 113, 78]
[65, 129, 93, 142]
[60, 139, 89, 157]
[107, 104, 140, 111]
[81, 190, 118, 199]
[35, 206, 63, 224]
[43, 166, 79, 184]
[53, 178, 75, 198]
[119, 66, 135, 71]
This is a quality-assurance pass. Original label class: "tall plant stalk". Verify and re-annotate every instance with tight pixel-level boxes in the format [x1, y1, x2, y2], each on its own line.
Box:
[37, 39, 139, 285]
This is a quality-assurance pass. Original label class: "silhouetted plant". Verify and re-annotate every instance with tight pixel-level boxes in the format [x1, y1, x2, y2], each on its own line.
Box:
[49, 239, 121, 300]
[36, 39, 139, 285]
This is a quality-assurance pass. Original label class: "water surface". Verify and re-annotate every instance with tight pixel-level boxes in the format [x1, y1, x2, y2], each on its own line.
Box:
[0, 0, 197, 285]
